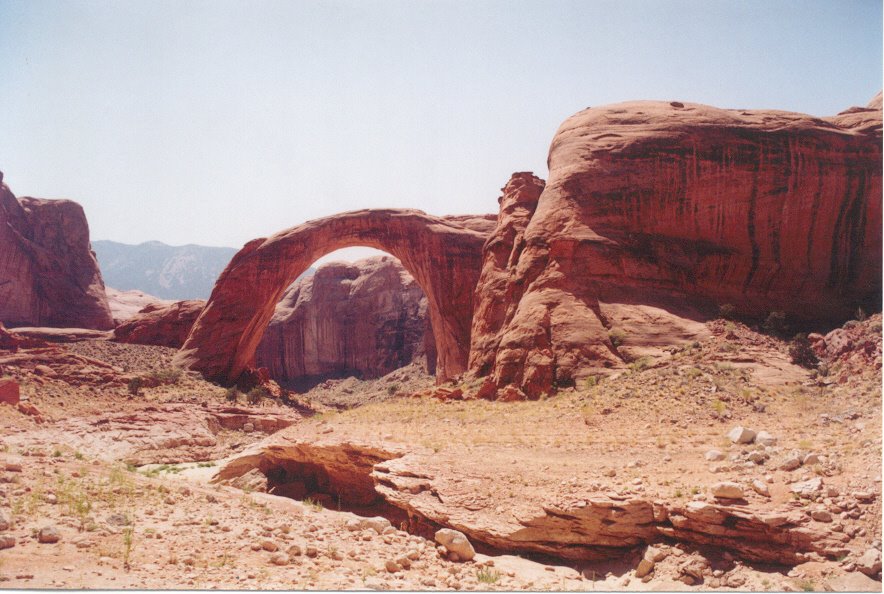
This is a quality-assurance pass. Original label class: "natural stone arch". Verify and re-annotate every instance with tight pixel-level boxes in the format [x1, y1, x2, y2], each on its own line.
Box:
[174, 209, 495, 384]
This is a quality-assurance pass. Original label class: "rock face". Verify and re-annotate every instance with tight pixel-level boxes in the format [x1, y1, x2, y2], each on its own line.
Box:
[175, 210, 495, 383]
[255, 256, 433, 388]
[105, 287, 172, 325]
[114, 300, 206, 349]
[0, 172, 113, 330]
[470, 97, 881, 397]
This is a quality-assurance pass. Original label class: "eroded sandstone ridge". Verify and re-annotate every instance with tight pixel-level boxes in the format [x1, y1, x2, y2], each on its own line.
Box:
[114, 300, 206, 348]
[178, 96, 881, 393]
[174, 210, 495, 383]
[0, 172, 113, 330]
[472, 97, 881, 397]
[255, 256, 433, 387]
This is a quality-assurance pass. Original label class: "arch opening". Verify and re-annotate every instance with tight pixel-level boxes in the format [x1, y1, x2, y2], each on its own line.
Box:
[253, 251, 438, 393]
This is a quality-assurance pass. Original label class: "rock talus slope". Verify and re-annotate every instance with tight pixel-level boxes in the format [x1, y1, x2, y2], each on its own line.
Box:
[0, 172, 113, 330]
[472, 97, 882, 397]
[255, 256, 433, 386]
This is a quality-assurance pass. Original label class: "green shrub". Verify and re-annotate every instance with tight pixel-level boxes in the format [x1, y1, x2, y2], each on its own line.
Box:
[608, 328, 627, 347]
[789, 333, 820, 369]
[224, 387, 239, 403]
[146, 368, 182, 385]
[762, 311, 788, 336]
[127, 377, 143, 396]
[247, 386, 270, 406]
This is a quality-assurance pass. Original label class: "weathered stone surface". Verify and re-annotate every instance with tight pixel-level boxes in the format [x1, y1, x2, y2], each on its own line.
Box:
[113, 300, 205, 348]
[711, 482, 744, 500]
[176, 210, 495, 383]
[471, 98, 881, 396]
[105, 287, 172, 324]
[255, 256, 433, 387]
[0, 378, 20, 405]
[728, 426, 757, 444]
[0, 172, 113, 330]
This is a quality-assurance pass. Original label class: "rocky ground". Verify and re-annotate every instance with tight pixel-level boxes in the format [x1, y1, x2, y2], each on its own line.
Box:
[0, 316, 880, 590]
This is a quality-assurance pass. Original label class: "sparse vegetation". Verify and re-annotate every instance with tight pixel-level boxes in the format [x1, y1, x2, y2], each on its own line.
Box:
[789, 333, 820, 369]
[762, 310, 788, 336]
[146, 368, 182, 385]
[225, 387, 240, 403]
[718, 303, 736, 320]
[387, 384, 399, 396]
[247, 386, 270, 406]
[127, 377, 143, 397]
[608, 327, 627, 347]
[303, 496, 324, 512]
[477, 567, 501, 584]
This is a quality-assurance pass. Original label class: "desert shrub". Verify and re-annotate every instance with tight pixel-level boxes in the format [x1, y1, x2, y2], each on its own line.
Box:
[477, 568, 501, 584]
[247, 386, 270, 406]
[387, 384, 399, 396]
[718, 303, 736, 320]
[789, 333, 820, 369]
[583, 375, 599, 390]
[762, 311, 788, 336]
[127, 377, 143, 396]
[608, 327, 627, 347]
[629, 356, 652, 372]
[146, 368, 182, 385]
[224, 387, 239, 403]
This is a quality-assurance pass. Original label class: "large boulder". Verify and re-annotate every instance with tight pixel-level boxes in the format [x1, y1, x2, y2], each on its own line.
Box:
[255, 256, 434, 387]
[0, 172, 113, 330]
[470, 97, 881, 397]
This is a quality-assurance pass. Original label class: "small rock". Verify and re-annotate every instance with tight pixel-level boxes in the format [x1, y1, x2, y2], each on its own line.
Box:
[791, 477, 823, 498]
[44, 493, 58, 504]
[434, 528, 475, 562]
[810, 509, 833, 523]
[261, 540, 278, 552]
[270, 552, 288, 566]
[0, 535, 15, 549]
[645, 546, 668, 563]
[856, 548, 882, 577]
[705, 449, 725, 461]
[0, 512, 9, 531]
[38, 526, 60, 544]
[803, 453, 820, 465]
[287, 544, 302, 556]
[755, 431, 777, 446]
[711, 482, 744, 499]
[748, 451, 768, 464]
[305, 545, 318, 557]
[4, 463, 22, 472]
[728, 426, 756, 444]
[635, 559, 654, 578]
[751, 479, 771, 497]
[780, 456, 802, 471]
[243, 423, 254, 433]
[385, 560, 401, 573]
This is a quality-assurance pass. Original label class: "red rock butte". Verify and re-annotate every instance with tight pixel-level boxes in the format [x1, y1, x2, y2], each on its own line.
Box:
[177, 95, 882, 394]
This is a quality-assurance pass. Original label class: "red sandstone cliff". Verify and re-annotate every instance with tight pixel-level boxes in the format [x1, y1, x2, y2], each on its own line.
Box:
[0, 172, 114, 330]
[470, 97, 882, 398]
[255, 256, 434, 388]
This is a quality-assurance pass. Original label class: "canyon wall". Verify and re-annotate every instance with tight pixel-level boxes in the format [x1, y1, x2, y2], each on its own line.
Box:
[470, 97, 882, 397]
[0, 172, 113, 330]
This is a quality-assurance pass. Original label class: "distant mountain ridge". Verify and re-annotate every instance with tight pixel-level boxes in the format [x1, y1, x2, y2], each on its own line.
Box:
[93, 240, 238, 300]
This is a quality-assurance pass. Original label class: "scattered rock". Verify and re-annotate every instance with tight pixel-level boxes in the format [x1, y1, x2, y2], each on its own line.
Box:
[705, 449, 725, 461]
[0, 535, 15, 549]
[269, 552, 289, 566]
[810, 509, 833, 523]
[261, 540, 278, 552]
[780, 456, 802, 471]
[751, 479, 771, 497]
[37, 526, 60, 544]
[711, 482, 744, 500]
[755, 431, 777, 446]
[728, 426, 756, 444]
[856, 548, 882, 577]
[0, 378, 20, 405]
[435, 528, 476, 562]
[385, 559, 401, 573]
[791, 477, 823, 498]
[635, 558, 654, 578]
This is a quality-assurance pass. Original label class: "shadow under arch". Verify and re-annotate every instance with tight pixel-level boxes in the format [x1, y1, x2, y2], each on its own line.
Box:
[173, 209, 495, 384]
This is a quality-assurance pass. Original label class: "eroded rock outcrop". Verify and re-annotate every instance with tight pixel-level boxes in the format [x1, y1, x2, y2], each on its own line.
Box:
[472, 97, 882, 397]
[255, 256, 433, 388]
[175, 210, 495, 383]
[114, 300, 205, 348]
[0, 172, 113, 330]
[106, 287, 172, 324]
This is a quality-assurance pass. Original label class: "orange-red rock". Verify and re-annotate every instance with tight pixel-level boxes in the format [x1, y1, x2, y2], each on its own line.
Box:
[254, 256, 433, 388]
[114, 300, 206, 348]
[0, 378, 20, 405]
[0, 172, 113, 330]
[472, 97, 882, 397]
[175, 210, 495, 383]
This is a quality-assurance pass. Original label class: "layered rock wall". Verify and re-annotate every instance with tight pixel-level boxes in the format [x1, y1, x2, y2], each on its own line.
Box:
[255, 256, 433, 387]
[471, 97, 882, 397]
[0, 172, 113, 330]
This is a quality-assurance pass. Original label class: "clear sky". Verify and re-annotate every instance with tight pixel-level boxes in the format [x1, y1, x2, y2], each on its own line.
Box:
[0, 0, 881, 264]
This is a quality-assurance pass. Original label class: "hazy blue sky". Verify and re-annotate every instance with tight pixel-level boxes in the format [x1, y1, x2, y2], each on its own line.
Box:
[0, 0, 881, 264]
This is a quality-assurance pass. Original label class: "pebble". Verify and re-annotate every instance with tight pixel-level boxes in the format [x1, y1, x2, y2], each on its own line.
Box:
[755, 431, 777, 446]
[751, 479, 770, 497]
[810, 509, 833, 523]
[385, 560, 401, 573]
[261, 540, 278, 552]
[780, 456, 802, 471]
[705, 449, 725, 461]
[269, 552, 289, 566]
